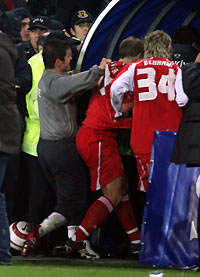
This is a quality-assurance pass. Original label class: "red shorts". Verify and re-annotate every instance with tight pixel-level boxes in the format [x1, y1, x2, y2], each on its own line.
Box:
[76, 126, 124, 191]
[135, 153, 151, 192]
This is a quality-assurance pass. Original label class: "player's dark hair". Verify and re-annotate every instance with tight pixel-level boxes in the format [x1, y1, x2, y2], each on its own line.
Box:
[42, 39, 71, 69]
[119, 36, 144, 58]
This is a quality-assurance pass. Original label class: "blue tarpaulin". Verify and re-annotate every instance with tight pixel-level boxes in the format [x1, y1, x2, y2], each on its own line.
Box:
[78, 0, 200, 71]
[139, 131, 199, 268]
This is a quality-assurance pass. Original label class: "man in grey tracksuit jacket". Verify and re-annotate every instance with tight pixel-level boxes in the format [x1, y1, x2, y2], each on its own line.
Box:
[38, 64, 104, 141]
[22, 36, 111, 259]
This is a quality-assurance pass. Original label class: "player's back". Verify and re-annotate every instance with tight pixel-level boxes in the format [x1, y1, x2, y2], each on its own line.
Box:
[83, 61, 132, 130]
[131, 57, 182, 154]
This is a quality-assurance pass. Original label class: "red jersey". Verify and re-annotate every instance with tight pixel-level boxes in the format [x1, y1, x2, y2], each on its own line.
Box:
[111, 57, 183, 155]
[82, 61, 133, 130]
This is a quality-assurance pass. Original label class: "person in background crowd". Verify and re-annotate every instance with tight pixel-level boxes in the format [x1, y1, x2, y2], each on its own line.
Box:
[171, 52, 200, 272]
[69, 9, 93, 70]
[6, 7, 32, 43]
[69, 10, 94, 125]
[70, 10, 93, 43]
[20, 14, 30, 41]
[110, 30, 188, 192]
[53, 0, 102, 31]
[65, 36, 144, 258]
[20, 31, 52, 229]
[0, 31, 21, 265]
[20, 36, 111, 259]
[1, 8, 33, 225]
[0, 7, 31, 43]
[19, 15, 52, 60]
[172, 26, 200, 67]
[2, 43, 32, 224]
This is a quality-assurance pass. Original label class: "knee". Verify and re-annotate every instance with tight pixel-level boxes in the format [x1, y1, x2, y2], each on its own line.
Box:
[102, 176, 125, 207]
[103, 189, 122, 207]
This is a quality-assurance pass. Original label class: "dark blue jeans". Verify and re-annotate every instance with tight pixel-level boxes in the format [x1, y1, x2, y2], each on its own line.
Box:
[0, 154, 11, 265]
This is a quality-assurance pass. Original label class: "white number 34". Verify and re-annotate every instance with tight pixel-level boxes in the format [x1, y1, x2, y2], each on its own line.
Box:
[137, 67, 176, 101]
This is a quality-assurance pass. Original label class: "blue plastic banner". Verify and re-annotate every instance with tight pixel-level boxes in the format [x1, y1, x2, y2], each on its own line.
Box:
[139, 131, 199, 268]
[79, 0, 200, 71]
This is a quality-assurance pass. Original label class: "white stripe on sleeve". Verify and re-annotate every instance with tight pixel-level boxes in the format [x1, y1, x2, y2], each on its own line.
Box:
[110, 63, 136, 117]
[175, 67, 189, 107]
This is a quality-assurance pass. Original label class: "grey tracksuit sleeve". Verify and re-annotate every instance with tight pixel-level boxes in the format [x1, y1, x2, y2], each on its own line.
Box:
[43, 65, 104, 103]
[38, 65, 104, 140]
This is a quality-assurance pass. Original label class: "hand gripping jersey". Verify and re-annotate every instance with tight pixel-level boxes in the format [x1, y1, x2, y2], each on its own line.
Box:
[82, 61, 133, 130]
[111, 57, 183, 156]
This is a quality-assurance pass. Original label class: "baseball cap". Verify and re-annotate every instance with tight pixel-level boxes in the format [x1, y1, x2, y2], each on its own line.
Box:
[11, 7, 31, 21]
[29, 16, 52, 30]
[50, 19, 64, 31]
[71, 10, 93, 27]
[46, 30, 81, 45]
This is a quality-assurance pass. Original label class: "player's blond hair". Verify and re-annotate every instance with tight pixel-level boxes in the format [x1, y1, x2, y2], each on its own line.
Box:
[144, 30, 172, 59]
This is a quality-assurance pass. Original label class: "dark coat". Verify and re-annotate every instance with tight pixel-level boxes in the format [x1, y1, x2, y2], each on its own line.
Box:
[15, 45, 32, 125]
[18, 40, 36, 61]
[172, 44, 198, 67]
[0, 32, 21, 154]
[171, 62, 200, 166]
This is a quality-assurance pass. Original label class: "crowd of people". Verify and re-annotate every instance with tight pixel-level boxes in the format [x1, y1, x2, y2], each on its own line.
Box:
[0, 0, 200, 270]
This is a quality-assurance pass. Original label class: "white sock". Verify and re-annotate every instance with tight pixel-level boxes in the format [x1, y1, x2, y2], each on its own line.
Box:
[39, 212, 67, 237]
[67, 225, 78, 241]
[131, 240, 140, 244]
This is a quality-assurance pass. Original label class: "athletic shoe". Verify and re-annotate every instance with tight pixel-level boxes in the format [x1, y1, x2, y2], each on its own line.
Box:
[65, 239, 100, 260]
[192, 266, 200, 271]
[131, 241, 140, 255]
[21, 224, 40, 257]
[83, 240, 100, 259]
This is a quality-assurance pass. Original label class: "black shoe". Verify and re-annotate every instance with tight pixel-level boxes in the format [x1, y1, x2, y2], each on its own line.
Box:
[65, 239, 100, 260]
[131, 242, 140, 254]
[130, 242, 140, 259]
[192, 266, 200, 271]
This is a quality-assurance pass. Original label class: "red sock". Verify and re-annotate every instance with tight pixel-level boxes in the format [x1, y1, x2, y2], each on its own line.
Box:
[115, 194, 140, 243]
[75, 196, 114, 241]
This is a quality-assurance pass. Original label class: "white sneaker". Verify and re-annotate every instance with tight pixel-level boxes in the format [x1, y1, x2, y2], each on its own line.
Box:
[83, 240, 100, 259]
[65, 239, 100, 260]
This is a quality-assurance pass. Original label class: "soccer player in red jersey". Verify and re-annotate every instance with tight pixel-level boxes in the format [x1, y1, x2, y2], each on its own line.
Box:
[66, 37, 144, 256]
[110, 30, 189, 192]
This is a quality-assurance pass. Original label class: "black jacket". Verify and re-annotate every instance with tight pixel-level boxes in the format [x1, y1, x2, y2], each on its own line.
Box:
[18, 40, 36, 61]
[15, 45, 32, 125]
[0, 32, 21, 154]
[171, 62, 200, 166]
[172, 44, 198, 67]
